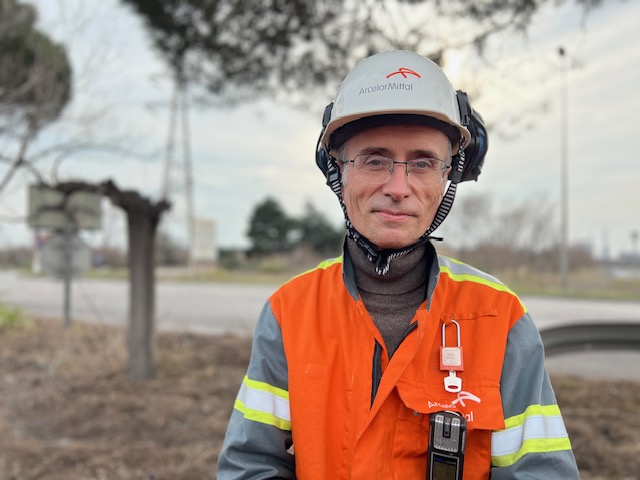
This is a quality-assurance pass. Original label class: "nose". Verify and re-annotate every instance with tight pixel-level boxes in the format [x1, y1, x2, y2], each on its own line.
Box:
[381, 162, 412, 199]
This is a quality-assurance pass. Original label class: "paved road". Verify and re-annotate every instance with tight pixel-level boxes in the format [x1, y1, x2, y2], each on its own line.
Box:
[0, 271, 275, 335]
[1, 270, 639, 379]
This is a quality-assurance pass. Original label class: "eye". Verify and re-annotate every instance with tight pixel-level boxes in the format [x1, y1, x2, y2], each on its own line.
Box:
[410, 158, 438, 170]
[360, 155, 390, 169]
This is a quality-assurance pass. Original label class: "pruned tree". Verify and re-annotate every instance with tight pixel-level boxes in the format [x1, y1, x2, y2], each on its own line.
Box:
[52, 179, 170, 380]
[102, 181, 171, 380]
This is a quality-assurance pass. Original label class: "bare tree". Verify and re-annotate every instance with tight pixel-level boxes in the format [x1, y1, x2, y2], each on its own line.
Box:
[444, 193, 563, 273]
[445, 194, 494, 250]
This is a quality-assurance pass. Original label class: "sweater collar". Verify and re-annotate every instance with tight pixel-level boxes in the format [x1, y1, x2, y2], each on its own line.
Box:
[346, 237, 431, 297]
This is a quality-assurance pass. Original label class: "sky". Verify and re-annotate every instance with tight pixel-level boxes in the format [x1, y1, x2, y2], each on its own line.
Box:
[1, 0, 639, 259]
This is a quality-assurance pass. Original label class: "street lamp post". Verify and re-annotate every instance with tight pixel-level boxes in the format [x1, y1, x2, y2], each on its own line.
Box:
[558, 46, 569, 290]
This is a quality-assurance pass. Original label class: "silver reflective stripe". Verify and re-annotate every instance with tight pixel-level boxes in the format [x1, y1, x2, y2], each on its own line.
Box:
[235, 376, 291, 431]
[491, 405, 571, 467]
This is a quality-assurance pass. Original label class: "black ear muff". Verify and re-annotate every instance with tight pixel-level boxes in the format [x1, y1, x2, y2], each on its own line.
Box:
[322, 102, 333, 129]
[452, 91, 488, 183]
[315, 146, 330, 177]
[315, 102, 334, 177]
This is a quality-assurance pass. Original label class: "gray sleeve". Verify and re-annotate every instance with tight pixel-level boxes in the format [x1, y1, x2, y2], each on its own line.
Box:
[216, 300, 296, 480]
[490, 313, 580, 479]
[499, 313, 556, 414]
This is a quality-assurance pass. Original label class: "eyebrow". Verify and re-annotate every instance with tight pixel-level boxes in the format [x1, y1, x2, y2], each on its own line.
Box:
[356, 146, 446, 160]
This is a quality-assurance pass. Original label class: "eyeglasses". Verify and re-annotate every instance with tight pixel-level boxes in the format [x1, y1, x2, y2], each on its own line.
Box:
[342, 154, 451, 186]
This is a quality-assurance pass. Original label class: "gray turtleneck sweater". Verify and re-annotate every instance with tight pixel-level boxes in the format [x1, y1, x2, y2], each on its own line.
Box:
[346, 238, 432, 357]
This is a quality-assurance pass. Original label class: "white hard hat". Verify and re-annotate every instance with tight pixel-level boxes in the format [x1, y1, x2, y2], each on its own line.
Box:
[320, 50, 471, 153]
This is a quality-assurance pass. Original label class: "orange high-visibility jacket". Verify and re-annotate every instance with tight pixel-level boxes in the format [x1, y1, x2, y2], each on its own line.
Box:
[218, 245, 579, 479]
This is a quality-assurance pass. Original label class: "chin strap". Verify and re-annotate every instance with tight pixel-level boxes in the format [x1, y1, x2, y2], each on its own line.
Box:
[426, 137, 466, 236]
[347, 227, 435, 276]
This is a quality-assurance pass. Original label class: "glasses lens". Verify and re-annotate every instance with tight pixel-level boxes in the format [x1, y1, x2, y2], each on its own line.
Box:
[407, 158, 448, 185]
[352, 155, 394, 184]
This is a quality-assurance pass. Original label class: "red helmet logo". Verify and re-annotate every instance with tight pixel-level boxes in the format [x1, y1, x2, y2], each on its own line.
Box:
[386, 67, 421, 79]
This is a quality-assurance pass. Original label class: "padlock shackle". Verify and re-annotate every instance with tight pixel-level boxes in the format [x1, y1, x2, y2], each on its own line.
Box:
[442, 319, 461, 347]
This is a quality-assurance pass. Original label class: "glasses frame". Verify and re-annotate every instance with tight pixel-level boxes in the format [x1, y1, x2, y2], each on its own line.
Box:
[342, 154, 452, 186]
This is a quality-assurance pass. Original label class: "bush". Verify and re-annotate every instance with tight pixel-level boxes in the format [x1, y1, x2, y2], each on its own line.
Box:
[0, 304, 27, 329]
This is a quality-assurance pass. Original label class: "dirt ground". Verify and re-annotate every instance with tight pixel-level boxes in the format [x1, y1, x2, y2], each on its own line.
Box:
[1, 319, 639, 480]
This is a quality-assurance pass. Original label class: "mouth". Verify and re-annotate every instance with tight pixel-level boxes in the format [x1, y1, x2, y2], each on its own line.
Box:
[375, 209, 414, 221]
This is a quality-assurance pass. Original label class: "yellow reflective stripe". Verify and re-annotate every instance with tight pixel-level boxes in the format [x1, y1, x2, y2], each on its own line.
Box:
[492, 404, 572, 467]
[316, 256, 343, 270]
[440, 264, 514, 295]
[283, 256, 343, 286]
[504, 404, 562, 430]
[439, 260, 526, 312]
[492, 438, 573, 467]
[234, 376, 291, 431]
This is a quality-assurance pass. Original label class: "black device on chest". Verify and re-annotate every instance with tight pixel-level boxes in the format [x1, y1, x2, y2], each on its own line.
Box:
[427, 411, 467, 480]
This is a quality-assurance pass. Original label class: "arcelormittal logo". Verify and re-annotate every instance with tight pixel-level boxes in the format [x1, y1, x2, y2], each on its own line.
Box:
[386, 67, 421, 79]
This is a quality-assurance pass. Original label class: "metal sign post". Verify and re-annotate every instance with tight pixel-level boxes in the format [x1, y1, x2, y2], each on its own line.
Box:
[63, 208, 73, 328]
[28, 184, 101, 328]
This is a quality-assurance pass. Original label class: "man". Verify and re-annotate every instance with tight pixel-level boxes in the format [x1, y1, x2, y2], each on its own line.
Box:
[217, 50, 580, 479]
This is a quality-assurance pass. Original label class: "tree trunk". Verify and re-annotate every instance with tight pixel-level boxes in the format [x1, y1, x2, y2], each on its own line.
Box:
[126, 208, 158, 380]
[53, 180, 170, 380]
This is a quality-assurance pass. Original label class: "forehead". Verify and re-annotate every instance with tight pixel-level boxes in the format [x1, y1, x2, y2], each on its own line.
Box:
[344, 124, 451, 158]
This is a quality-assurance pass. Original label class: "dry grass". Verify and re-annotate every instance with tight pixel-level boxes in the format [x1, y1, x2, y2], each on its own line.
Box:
[1, 319, 639, 479]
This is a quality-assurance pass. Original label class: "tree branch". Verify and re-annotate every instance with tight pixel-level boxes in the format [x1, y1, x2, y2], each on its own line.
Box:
[0, 122, 36, 192]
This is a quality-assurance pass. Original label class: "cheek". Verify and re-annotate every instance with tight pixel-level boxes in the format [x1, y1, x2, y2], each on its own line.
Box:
[421, 187, 441, 204]
[433, 182, 447, 201]
[419, 184, 446, 216]
[343, 187, 361, 218]
[342, 182, 369, 223]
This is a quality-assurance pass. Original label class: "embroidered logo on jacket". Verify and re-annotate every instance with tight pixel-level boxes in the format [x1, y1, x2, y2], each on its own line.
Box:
[427, 390, 482, 423]
[452, 390, 481, 407]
